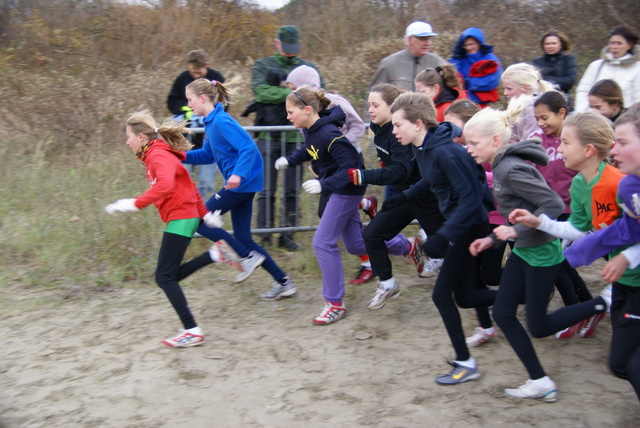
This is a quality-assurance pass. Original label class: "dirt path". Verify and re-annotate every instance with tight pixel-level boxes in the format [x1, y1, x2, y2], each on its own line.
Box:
[1, 258, 638, 427]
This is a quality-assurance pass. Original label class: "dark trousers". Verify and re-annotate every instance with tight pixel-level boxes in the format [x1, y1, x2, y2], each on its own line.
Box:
[609, 282, 640, 400]
[156, 232, 197, 330]
[431, 221, 497, 362]
[256, 139, 301, 232]
[492, 252, 605, 379]
[363, 195, 445, 281]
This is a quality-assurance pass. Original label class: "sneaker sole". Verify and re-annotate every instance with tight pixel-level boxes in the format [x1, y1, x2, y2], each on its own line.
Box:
[233, 254, 266, 283]
[162, 339, 204, 348]
[466, 335, 495, 348]
[504, 389, 558, 403]
[312, 312, 346, 326]
[260, 287, 297, 301]
[367, 289, 400, 310]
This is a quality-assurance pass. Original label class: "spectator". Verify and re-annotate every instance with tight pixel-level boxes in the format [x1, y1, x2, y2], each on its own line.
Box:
[250, 25, 324, 251]
[532, 29, 577, 108]
[370, 21, 446, 92]
[167, 49, 224, 199]
[449, 27, 502, 107]
[575, 26, 640, 111]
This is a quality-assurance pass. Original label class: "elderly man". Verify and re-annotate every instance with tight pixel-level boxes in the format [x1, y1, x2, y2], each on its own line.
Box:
[370, 21, 447, 91]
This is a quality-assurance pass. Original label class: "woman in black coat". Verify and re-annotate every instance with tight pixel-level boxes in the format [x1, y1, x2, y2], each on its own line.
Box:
[532, 29, 577, 108]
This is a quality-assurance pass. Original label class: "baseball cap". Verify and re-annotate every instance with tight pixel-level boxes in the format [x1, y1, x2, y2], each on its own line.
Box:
[405, 21, 438, 38]
[278, 25, 301, 54]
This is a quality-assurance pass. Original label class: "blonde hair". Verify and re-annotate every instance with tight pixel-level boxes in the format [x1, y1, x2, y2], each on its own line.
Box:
[186, 78, 230, 107]
[502, 63, 555, 96]
[125, 109, 192, 151]
[414, 64, 462, 91]
[564, 111, 614, 160]
[286, 85, 332, 112]
[390, 92, 438, 129]
[464, 108, 514, 148]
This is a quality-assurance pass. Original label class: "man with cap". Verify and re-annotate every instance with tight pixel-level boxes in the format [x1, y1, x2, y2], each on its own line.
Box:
[248, 25, 324, 251]
[370, 21, 446, 91]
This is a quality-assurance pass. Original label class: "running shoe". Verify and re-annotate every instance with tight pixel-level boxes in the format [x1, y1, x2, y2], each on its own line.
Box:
[312, 302, 346, 325]
[162, 330, 204, 348]
[361, 196, 378, 219]
[259, 278, 297, 300]
[465, 326, 496, 348]
[367, 280, 400, 310]
[555, 319, 588, 340]
[435, 359, 480, 385]
[406, 236, 425, 274]
[504, 376, 558, 403]
[579, 312, 606, 338]
[419, 257, 444, 278]
[348, 266, 375, 284]
[234, 251, 266, 283]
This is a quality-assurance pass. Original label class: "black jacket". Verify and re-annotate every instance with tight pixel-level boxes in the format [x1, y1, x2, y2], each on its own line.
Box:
[532, 53, 577, 93]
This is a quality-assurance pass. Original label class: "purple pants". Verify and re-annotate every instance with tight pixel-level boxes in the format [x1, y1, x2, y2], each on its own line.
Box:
[314, 193, 407, 302]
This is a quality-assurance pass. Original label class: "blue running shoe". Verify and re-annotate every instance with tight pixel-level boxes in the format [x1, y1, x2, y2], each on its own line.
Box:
[435, 359, 480, 385]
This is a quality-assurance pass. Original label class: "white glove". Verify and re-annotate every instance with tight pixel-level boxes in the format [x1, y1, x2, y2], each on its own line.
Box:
[203, 210, 223, 228]
[105, 198, 139, 215]
[302, 179, 322, 194]
[275, 157, 289, 170]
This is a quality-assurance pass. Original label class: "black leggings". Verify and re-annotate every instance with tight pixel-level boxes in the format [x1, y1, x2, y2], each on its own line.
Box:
[492, 252, 605, 380]
[156, 232, 198, 330]
[431, 221, 497, 361]
[609, 282, 640, 401]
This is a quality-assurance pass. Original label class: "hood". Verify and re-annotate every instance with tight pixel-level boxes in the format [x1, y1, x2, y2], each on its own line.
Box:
[308, 105, 346, 133]
[286, 65, 321, 90]
[600, 44, 640, 66]
[422, 122, 462, 150]
[492, 139, 548, 169]
[148, 139, 187, 161]
[452, 27, 493, 59]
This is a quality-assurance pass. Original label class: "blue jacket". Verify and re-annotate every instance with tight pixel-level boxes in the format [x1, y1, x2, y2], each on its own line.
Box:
[286, 106, 365, 196]
[185, 102, 263, 193]
[404, 122, 494, 244]
[450, 27, 502, 104]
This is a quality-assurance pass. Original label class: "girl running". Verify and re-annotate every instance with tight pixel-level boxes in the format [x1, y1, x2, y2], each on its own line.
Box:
[388, 93, 496, 385]
[414, 64, 467, 122]
[105, 110, 227, 348]
[467, 108, 610, 402]
[278, 85, 406, 325]
[184, 79, 296, 300]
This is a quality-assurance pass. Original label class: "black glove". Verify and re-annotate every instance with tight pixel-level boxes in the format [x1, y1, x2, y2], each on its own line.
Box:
[381, 192, 408, 212]
[422, 233, 449, 259]
[267, 68, 288, 87]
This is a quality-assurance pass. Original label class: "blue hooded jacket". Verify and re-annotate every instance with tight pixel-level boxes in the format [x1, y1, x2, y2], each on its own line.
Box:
[450, 27, 502, 104]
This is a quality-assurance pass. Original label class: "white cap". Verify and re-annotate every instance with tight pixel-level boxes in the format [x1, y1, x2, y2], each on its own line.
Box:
[405, 21, 438, 37]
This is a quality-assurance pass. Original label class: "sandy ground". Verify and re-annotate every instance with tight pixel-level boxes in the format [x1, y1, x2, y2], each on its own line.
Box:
[1, 251, 638, 428]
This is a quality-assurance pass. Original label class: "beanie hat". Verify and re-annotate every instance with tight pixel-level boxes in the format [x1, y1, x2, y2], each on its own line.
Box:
[278, 25, 300, 54]
[286, 65, 321, 90]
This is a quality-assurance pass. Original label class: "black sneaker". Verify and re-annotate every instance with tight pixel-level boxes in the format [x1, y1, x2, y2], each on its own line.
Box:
[278, 234, 300, 251]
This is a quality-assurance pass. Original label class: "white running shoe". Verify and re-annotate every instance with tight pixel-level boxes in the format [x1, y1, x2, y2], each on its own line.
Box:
[465, 326, 495, 347]
[419, 257, 444, 278]
[504, 376, 557, 402]
[234, 251, 266, 283]
[162, 330, 204, 348]
[367, 280, 400, 310]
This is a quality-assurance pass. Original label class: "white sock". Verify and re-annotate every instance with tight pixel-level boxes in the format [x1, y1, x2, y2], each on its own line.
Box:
[455, 357, 476, 369]
[379, 277, 396, 291]
[187, 326, 203, 336]
[483, 326, 496, 335]
[208, 245, 221, 262]
[361, 261, 371, 268]
[360, 198, 371, 210]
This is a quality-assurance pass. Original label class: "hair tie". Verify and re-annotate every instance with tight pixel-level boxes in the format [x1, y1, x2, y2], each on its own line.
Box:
[435, 65, 442, 73]
[154, 128, 159, 133]
[211, 80, 217, 86]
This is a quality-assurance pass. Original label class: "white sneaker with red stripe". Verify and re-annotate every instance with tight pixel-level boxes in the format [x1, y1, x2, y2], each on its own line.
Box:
[162, 330, 204, 348]
[312, 302, 346, 326]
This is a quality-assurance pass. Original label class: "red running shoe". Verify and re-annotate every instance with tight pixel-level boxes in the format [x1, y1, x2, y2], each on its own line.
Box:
[361, 196, 378, 219]
[348, 266, 375, 284]
[579, 312, 606, 338]
[555, 318, 588, 340]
